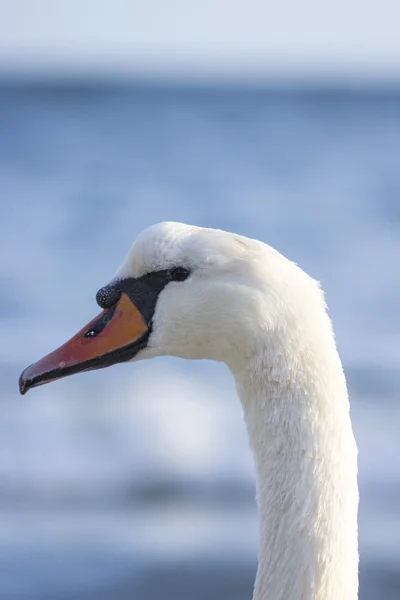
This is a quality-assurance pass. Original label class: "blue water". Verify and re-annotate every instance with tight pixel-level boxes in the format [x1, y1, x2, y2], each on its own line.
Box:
[1, 81, 399, 599]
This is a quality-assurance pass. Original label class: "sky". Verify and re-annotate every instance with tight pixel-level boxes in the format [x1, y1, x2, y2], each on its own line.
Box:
[0, 0, 400, 83]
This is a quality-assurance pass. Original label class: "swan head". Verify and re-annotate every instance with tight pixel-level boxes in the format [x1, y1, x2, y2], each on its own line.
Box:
[19, 221, 316, 394]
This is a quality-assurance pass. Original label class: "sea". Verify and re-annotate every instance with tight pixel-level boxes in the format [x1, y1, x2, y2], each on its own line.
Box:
[0, 80, 399, 599]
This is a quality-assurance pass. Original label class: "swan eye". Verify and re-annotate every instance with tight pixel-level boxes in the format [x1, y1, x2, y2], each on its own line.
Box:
[170, 267, 190, 282]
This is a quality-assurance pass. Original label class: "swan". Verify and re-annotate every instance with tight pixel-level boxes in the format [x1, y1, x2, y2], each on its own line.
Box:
[19, 222, 359, 600]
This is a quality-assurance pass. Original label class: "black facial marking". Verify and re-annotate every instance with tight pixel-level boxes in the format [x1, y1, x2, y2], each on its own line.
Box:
[96, 267, 190, 324]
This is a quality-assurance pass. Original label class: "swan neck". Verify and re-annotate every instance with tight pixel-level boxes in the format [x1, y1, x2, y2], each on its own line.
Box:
[234, 350, 359, 600]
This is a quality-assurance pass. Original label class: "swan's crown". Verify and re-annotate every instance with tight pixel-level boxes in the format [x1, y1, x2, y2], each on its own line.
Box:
[115, 221, 270, 280]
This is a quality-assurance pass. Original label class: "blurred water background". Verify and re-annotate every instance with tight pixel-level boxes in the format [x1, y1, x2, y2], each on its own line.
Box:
[1, 78, 400, 599]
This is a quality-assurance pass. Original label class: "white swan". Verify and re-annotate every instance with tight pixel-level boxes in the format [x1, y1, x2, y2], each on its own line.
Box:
[19, 222, 359, 600]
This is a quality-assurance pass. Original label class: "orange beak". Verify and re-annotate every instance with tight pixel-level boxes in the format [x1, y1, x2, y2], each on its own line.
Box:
[19, 292, 149, 395]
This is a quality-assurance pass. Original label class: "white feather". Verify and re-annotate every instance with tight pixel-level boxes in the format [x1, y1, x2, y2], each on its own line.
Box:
[115, 222, 359, 600]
